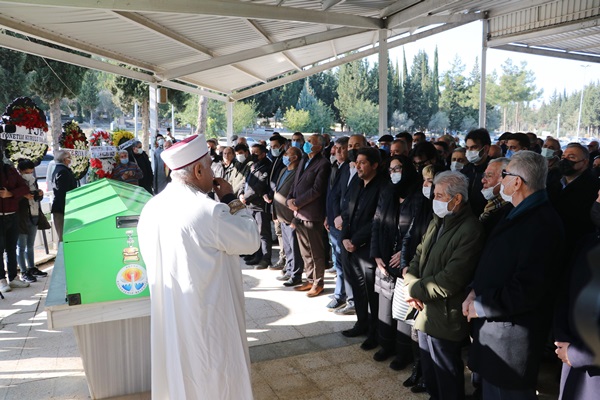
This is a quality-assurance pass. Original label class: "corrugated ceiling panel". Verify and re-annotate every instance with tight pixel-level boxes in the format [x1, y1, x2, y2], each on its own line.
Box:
[135, 12, 270, 56]
[236, 53, 298, 78]
[189, 66, 261, 93]
[255, 20, 328, 42]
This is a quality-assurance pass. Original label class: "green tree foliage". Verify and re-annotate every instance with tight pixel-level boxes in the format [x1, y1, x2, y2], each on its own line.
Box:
[428, 111, 449, 133]
[296, 80, 334, 133]
[0, 47, 29, 107]
[78, 70, 100, 122]
[25, 48, 89, 148]
[284, 107, 310, 132]
[346, 99, 378, 135]
[207, 100, 226, 138]
[335, 58, 370, 128]
[391, 111, 414, 132]
[233, 101, 258, 134]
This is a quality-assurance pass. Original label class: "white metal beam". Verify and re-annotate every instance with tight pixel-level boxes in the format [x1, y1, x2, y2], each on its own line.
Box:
[0, 14, 155, 71]
[488, 17, 600, 47]
[158, 26, 367, 81]
[159, 81, 230, 102]
[0, 33, 155, 82]
[385, 0, 463, 29]
[3, 0, 384, 29]
[397, 13, 484, 28]
[493, 44, 600, 64]
[231, 22, 462, 101]
[479, 19, 488, 128]
[378, 29, 388, 135]
[380, 0, 420, 18]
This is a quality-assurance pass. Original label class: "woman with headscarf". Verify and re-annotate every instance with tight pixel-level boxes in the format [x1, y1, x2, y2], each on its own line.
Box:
[130, 140, 154, 194]
[371, 155, 420, 367]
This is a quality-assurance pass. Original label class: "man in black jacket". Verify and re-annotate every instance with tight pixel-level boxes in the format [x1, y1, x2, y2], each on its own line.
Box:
[239, 144, 272, 269]
[266, 134, 288, 270]
[51, 150, 78, 243]
[341, 147, 385, 349]
[461, 128, 492, 217]
[464, 151, 565, 400]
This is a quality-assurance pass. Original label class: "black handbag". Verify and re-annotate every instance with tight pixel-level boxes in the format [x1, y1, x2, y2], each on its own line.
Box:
[37, 211, 51, 230]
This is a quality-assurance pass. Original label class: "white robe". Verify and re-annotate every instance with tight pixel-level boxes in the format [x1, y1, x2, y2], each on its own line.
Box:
[138, 181, 260, 400]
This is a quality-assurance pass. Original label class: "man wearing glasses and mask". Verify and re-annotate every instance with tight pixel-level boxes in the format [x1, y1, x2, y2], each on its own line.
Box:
[464, 151, 565, 400]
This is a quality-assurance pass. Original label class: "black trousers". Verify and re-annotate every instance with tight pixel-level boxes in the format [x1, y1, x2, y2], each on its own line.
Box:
[418, 330, 465, 400]
[345, 246, 378, 340]
[378, 292, 412, 352]
[0, 213, 19, 281]
[252, 210, 272, 262]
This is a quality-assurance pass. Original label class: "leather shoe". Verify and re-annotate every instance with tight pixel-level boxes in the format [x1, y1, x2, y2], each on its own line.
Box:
[306, 285, 324, 297]
[294, 282, 312, 291]
[373, 348, 394, 362]
[341, 326, 367, 338]
[276, 274, 291, 281]
[245, 257, 261, 266]
[410, 382, 426, 393]
[283, 278, 302, 287]
[360, 338, 378, 351]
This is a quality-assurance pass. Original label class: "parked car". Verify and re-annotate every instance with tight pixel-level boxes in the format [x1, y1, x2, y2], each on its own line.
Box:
[35, 152, 54, 180]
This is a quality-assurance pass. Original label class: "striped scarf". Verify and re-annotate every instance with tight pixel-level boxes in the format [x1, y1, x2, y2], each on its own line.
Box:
[480, 194, 508, 222]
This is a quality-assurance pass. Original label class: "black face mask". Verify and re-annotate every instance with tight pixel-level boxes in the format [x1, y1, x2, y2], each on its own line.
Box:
[591, 202, 600, 229]
[250, 154, 259, 163]
[558, 158, 577, 176]
[593, 166, 600, 178]
[348, 149, 358, 163]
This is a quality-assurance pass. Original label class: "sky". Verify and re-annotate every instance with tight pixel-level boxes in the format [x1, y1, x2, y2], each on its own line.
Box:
[371, 21, 600, 104]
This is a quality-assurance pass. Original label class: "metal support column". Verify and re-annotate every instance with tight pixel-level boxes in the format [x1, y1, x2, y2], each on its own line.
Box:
[378, 29, 388, 136]
[226, 101, 234, 145]
[479, 18, 488, 128]
[149, 84, 158, 138]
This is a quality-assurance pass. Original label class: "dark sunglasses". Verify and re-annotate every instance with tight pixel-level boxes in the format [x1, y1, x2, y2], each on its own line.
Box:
[501, 169, 526, 184]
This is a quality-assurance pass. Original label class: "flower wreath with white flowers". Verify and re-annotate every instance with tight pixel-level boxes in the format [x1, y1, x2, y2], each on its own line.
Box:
[1, 97, 49, 166]
[88, 130, 115, 181]
[60, 121, 89, 180]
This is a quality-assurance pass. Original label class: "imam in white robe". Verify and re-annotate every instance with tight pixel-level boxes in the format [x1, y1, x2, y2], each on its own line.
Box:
[138, 181, 260, 400]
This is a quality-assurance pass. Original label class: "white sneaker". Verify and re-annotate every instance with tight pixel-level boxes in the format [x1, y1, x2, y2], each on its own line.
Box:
[9, 279, 29, 288]
[0, 278, 11, 292]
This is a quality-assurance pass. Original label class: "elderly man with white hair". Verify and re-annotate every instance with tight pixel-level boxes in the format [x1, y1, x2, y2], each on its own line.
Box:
[404, 171, 485, 400]
[111, 149, 143, 186]
[464, 151, 565, 400]
[138, 135, 260, 400]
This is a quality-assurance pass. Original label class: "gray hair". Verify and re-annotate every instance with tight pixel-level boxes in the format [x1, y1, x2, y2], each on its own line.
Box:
[509, 151, 547, 192]
[452, 147, 466, 155]
[132, 140, 142, 147]
[488, 157, 510, 170]
[433, 171, 469, 203]
[566, 142, 590, 160]
[54, 150, 70, 163]
[170, 154, 211, 183]
[117, 150, 129, 157]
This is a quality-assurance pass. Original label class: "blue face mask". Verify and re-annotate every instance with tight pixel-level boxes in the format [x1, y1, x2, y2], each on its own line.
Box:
[303, 141, 313, 154]
[291, 141, 302, 149]
[506, 149, 518, 159]
[282, 156, 291, 166]
[380, 145, 390, 154]
[120, 158, 128, 165]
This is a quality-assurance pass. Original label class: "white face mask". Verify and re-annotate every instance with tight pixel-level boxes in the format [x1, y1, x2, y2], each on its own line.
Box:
[134, 147, 143, 154]
[450, 161, 464, 172]
[466, 149, 483, 164]
[500, 183, 513, 203]
[433, 198, 454, 218]
[157, 139, 165, 147]
[481, 183, 499, 200]
[422, 185, 431, 199]
[22, 173, 35, 184]
[391, 172, 402, 184]
[330, 155, 337, 164]
[540, 148, 555, 159]
[271, 147, 281, 157]
[236, 154, 246, 163]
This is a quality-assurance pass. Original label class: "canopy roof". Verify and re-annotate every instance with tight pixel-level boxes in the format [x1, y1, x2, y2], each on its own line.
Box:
[0, 0, 598, 100]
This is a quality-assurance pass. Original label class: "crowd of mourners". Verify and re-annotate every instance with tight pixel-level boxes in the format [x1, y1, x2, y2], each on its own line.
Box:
[1, 125, 598, 400]
[219, 129, 600, 400]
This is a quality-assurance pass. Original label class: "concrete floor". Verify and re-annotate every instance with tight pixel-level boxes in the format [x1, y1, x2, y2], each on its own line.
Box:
[0, 252, 560, 400]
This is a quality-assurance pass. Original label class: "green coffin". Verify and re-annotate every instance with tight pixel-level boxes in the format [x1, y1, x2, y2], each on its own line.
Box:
[63, 179, 152, 305]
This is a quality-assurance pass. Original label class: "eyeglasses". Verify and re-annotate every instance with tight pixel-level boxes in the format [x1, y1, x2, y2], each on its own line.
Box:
[501, 169, 526, 184]
[388, 166, 402, 173]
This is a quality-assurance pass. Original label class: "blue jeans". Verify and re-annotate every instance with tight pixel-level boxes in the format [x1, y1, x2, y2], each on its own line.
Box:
[18, 215, 39, 273]
[0, 213, 19, 281]
[329, 226, 353, 302]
